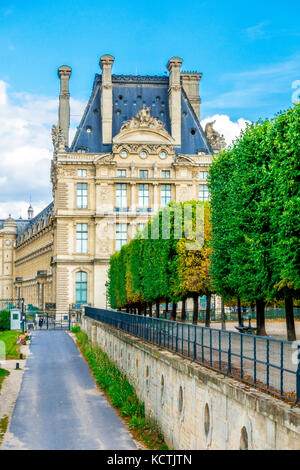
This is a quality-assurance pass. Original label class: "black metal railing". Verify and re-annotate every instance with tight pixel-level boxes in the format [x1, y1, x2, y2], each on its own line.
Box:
[85, 307, 300, 403]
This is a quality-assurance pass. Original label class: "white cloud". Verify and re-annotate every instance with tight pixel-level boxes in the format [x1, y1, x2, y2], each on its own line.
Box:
[203, 54, 300, 112]
[0, 80, 85, 219]
[201, 114, 251, 145]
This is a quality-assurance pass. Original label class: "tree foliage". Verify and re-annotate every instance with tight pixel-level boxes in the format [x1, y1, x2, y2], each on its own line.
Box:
[209, 104, 300, 338]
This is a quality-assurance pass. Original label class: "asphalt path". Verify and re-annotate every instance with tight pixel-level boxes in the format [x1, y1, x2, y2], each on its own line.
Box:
[2, 330, 137, 450]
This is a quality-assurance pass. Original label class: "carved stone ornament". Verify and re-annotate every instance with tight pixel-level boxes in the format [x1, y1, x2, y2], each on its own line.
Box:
[95, 154, 116, 165]
[113, 106, 175, 146]
[205, 121, 226, 151]
[51, 125, 66, 153]
[173, 155, 196, 166]
[120, 106, 165, 131]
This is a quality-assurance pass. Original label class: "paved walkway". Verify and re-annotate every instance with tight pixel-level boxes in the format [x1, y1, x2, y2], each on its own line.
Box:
[2, 331, 137, 450]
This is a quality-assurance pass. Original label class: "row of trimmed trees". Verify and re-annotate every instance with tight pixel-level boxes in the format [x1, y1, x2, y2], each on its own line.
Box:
[108, 105, 299, 339]
[108, 201, 214, 324]
[209, 104, 300, 339]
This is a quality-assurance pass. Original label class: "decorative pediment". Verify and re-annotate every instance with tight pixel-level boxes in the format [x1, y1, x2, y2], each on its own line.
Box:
[95, 153, 116, 165]
[173, 155, 196, 166]
[113, 106, 175, 145]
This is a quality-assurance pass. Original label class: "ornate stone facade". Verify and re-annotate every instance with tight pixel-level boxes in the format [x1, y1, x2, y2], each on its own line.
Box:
[0, 55, 222, 312]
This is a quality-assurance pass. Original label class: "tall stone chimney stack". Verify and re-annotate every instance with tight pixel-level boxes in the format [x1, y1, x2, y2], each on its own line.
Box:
[100, 54, 115, 144]
[181, 72, 202, 121]
[58, 65, 72, 147]
[167, 57, 183, 146]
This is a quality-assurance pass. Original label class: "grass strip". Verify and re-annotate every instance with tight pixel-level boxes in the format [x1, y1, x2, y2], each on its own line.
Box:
[73, 327, 168, 450]
[0, 415, 9, 445]
[0, 368, 9, 391]
[0, 331, 21, 359]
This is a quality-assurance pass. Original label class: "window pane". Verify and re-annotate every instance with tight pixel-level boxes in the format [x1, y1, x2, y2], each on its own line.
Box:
[78, 169, 87, 177]
[199, 184, 209, 201]
[162, 170, 170, 179]
[76, 183, 88, 209]
[116, 223, 127, 250]
[116, 183, 127, 208]
[75, 271, 87, 303]
[138, 184, 149, 208]
[199, 171, 208, 180]
[161, 184, 171, 207]
[76, 223, 88, 253]
[139, 170, 148, 179]
[117, 169, 126, 178]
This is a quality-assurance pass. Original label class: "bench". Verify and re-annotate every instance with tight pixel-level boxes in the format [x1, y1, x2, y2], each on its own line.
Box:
[235, 325, 257, 334]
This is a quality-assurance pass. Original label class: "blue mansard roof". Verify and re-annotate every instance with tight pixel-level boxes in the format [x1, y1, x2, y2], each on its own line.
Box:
[0, 201, 54, 237]
[70, 74, 212, 155]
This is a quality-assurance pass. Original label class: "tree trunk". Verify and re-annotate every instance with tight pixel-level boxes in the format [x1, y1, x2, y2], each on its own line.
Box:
[256, 299, 267, 336]
[171, 302, 177, 321]
[285, 295, 296, 341]
[126, 307, 129, 313]
[237, 296, 243, 326]
[205, 292, 211, 327]
[155, 301, 160, 318]
[143, 304, 147, 316]
[181, 298, 187, 322]
[192, 294, 199, 324]
[221, 297, 226, 330]
[149, 303, 153, 318]
[165, 301, 169, 320]
[137, 305, 142, 315]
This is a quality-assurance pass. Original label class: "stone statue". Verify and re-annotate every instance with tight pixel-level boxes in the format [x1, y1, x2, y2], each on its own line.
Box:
[205, 121, 226, 151]
[121, 106, 165, 132]
[51, 125, 66, 152]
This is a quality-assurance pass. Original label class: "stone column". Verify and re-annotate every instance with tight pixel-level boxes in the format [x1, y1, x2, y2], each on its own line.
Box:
[153, 182, 159, 213]
[130, 183, 136, 212]
[58, 65, 72, 147]
[100, 54, 114, 144]
[167, 57, 183, 146]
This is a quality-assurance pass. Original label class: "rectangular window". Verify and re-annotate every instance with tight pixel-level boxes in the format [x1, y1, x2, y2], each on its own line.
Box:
[77, 169, 87, 177]
[138, 184, 149, 209]
[139, 170, 148, 179]
[76, 183, 88, 209]
[76, 223, 88, 254]
[75, 271, 87, 303]
[161, 184, 171, 207]
[199, 171, 208, 180]
[137, 223, 145, 232]
[162, 170, 170, 179]
[116, 223, 127, 251]
[117, 169, 126, 178]
[116, 183, 127, 209]
[199, 184, 209, 201]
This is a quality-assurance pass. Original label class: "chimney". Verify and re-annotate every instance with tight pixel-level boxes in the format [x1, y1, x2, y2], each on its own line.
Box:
[58, 65, 72, 147]
[167, 57, 183, 146]
[100, 54, 115, 144]
[181, 72, 202, 121]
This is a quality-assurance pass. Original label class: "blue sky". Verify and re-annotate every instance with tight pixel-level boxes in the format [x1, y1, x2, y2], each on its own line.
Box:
[0, 0, 299, 218]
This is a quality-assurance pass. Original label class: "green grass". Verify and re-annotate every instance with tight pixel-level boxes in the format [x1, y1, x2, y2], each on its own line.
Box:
[0, 330, 21, 359]
[74, 328, 168, 450]
[0, 368, 9, 391]
[0, 415, 9, 445]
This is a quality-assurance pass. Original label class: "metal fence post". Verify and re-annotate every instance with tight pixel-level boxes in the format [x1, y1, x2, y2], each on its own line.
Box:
[193, 326, 197, 361]
[227, 333, 232, 375]
[296, 345, 300, 404]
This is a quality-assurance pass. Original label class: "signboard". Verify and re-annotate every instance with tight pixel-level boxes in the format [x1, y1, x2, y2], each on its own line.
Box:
[10, 308, 21, 330]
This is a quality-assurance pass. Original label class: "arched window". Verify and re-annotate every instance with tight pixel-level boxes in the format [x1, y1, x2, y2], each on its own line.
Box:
[75, 271, 87, 303]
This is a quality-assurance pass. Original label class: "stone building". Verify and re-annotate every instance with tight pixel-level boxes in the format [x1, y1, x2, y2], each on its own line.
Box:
[0, 55, 225, 313]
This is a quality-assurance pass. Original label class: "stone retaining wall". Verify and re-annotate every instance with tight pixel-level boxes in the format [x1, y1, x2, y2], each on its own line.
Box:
[83, 316, 300, 450]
